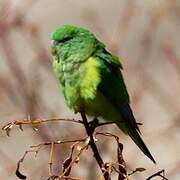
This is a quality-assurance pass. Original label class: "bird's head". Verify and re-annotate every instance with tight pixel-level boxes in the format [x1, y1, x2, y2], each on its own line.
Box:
[50, 24, 93, 55]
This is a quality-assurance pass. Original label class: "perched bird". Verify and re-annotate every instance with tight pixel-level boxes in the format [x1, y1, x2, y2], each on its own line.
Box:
[51, 24, 156, 163]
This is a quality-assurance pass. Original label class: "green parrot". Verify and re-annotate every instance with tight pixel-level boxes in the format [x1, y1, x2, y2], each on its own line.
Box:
[51, 24, 156, 163]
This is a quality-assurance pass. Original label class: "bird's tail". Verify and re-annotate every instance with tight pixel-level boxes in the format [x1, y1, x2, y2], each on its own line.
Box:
[117, 121, 156, 164]
[99, 88, 156, 163]
[128, 126, 156, 164]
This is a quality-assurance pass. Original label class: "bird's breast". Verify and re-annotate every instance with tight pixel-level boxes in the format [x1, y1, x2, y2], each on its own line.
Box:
[59, 61, 83, 110]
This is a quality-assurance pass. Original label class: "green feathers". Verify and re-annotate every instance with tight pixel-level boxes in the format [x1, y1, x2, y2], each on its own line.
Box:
[80, 57, 101, 100]
[51, 24, 156, 163]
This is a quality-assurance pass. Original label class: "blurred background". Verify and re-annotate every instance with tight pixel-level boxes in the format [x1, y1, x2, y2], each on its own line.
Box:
[0, 0, 180, 179]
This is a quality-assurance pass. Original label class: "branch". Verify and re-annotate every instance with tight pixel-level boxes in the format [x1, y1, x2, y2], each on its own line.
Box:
[146, 169, 168, 180]
[59, 138, 90, 178]
[16, 138, 87, 179]
[2, 116, 83, 136]
[30, 139, 86, 149]
[80, 112, 111, 180]
[95, 132, 128, 180]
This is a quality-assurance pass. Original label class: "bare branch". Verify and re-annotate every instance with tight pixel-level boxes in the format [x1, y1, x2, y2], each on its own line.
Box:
[146, 169, 168, 180]
[80, 112, 111, 180]
[2, 117, 83, 136]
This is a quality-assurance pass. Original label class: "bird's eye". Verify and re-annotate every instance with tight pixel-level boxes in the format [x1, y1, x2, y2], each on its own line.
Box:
[51, 47, 57, 55]
[59, 37, 72, 43]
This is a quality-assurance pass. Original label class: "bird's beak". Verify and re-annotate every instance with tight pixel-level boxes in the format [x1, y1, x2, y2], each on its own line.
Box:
[51, 40, 59, 48]
[51, 40, 58, 55]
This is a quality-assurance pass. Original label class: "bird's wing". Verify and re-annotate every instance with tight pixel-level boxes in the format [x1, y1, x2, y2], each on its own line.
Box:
[95, 52, 156, 163]
[95, 52, 139, 130]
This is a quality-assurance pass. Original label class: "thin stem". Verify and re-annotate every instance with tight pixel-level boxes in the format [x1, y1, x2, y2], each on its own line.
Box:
[48, 142, 54, 176]
[146, 169, 168, 180]
[80, 112, 111, 180]
[30, 138, 86, 148]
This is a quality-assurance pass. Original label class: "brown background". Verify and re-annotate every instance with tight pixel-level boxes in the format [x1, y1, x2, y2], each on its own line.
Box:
[0, 0, 180, 179]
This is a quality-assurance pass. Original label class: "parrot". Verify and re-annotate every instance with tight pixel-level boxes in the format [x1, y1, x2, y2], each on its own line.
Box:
[50, 24, 156, 164]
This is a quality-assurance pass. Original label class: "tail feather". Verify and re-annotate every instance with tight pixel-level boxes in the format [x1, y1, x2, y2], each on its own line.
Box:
[126, 125, 156, 164]
[114, 101, 156, 163]
[98, 90, 156, 163]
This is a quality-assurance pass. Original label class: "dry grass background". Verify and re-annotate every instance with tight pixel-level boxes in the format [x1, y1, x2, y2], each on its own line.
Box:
[0, 0, 180, 179]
